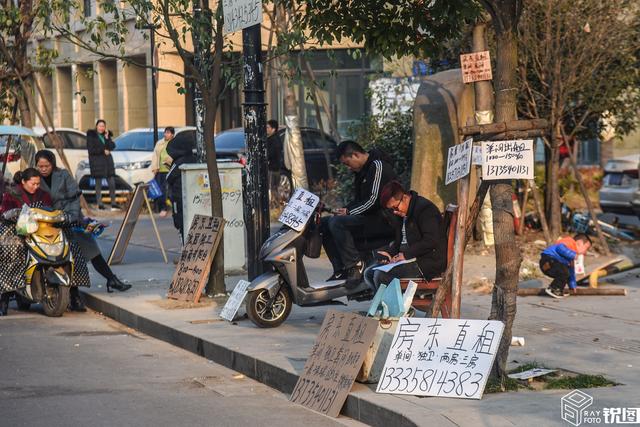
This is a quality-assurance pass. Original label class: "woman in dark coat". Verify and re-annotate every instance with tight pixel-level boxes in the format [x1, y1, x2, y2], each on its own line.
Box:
[36, 151, 131, 306]
[166, 133, 195, 241]
[87, 119, 118, 210]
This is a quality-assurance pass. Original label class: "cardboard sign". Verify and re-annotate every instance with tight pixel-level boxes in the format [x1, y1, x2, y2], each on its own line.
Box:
[290, 309, 378, 417]
[220, 280, 251, 321]
[481, 139, 534, 180]
[376, 318, 504, 399]
[445, 138, 473, 185]
[460, 51, 492, 84]
[278, 188, 319, 231]
[167, 215, 224, 302]
[222, 0, 262, 35]
[108, 183, 147, 265]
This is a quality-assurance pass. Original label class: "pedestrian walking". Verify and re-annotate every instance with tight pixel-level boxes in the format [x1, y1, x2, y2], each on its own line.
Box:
[540, 233, 592, 299]
[87, 119, 118, 210]
[166, 130, 195, 242]
[151, 127, 174, 217]
[36, 150, 130, 303]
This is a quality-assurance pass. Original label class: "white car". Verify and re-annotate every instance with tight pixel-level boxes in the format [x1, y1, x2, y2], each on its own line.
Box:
[32, 127, 88, 176]
[599, 154, 640, 215]
[75, 127, 196, 198]
[0, 126, 44, 181]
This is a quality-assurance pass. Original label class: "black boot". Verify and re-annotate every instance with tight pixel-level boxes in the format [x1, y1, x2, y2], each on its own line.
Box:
[69, 287, 87, 312]
[107, 276, 131, 292]
[0, 293, 10, 316]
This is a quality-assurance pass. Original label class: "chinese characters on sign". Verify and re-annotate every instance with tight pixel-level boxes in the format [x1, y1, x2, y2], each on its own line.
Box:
[278, 188, 320, 232]
[376, 318, 504, 399]
[445, 138, 473, 185]
[290, 309, 378, 417]
[167, 215, 224, 302]
[460, 51, 492, 84]
[222, 0, 262, 35]
[481, 139, 534, 180]
[219, 280, 251, 321]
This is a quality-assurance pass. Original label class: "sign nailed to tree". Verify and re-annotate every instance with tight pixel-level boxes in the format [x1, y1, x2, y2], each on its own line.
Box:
[222, 0, 262, 35]
[481, 139, 535, 180]
[445, 138, 473, 185]
[376, 318, 504, 399]
[460, 50, 492, 84]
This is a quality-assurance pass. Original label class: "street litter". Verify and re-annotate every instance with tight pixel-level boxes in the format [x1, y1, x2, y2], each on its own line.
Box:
[511, 336, 525, 346]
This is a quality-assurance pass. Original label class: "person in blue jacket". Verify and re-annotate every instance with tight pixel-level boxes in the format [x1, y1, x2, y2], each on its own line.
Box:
[540, 233, 591, 299]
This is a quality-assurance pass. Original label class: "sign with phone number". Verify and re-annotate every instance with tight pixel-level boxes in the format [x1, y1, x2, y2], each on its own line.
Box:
[376, 318, 504, 399]
[278, 188, 319, 232]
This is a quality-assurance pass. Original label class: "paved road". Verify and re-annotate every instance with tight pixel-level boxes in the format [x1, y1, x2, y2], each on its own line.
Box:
[0, 309, 362, 427]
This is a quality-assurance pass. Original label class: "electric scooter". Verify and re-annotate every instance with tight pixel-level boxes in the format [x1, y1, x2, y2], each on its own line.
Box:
[245, 202, 391, 328]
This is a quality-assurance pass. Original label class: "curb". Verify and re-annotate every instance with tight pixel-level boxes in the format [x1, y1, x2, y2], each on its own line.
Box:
[81, 291, 417, 427]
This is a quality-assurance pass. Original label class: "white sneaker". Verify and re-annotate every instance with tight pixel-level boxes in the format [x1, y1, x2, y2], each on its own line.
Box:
[545, 287, 564, 299]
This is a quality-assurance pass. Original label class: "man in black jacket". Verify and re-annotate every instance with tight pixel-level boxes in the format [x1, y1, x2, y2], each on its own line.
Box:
[322, 141, 397, 287]
[364, 181, 447, 289]
[166, 133, 196, 241]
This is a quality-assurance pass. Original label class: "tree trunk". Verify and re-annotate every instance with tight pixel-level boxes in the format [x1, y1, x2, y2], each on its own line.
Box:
[16, 87, 33, 128]
[488, 27, 522, 385]
[547, 131, 561, 239]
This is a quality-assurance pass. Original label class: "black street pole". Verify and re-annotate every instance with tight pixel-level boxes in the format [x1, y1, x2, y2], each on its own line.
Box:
[192, 1, 207, 163]
[242, 23, 270, 280]
[147, 26, 159, 146]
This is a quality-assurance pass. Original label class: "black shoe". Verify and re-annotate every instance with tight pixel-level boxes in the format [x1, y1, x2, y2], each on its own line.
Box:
[107, 276, 132, 292]
[345, 262, 364, 289]
[327, 270, 346, 282]
[0, 293, 9, 316]
[69, 288, 87, 312]
[544, 287, 564, 299]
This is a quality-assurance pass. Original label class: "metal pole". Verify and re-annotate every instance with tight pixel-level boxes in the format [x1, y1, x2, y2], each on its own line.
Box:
[242, 23, 270, 280]
[150, 28, 159, 146]
[192, 1, 207, 163]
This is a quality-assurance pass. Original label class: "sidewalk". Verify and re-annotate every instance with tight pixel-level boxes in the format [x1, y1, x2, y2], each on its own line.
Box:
[86, 215, 640, 426]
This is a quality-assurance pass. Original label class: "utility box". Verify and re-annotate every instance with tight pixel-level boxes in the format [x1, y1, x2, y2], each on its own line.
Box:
[181, 163, 246, 274]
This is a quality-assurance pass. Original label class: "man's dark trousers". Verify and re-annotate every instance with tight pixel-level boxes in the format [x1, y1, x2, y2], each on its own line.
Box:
[539, 255, 570, 291]
[322, 214, 390, 273]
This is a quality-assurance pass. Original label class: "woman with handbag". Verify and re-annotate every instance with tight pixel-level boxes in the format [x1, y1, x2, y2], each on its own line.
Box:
[87, 119, 119, 210]
[151, 127, 174, 217]
[35, 150, 131, 307]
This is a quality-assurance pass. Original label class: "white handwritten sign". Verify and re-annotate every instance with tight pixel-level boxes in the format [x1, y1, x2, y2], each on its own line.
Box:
[481, 139, 534, 180]
[222, 0, 262, 35]
[219, 280, 251, 321]
[472, 145, 483, 165]
[445, 138, 473, 185]
[376, 318, 504, 399]
[278, 188, 319, 231]
[460, 51, 492, 84]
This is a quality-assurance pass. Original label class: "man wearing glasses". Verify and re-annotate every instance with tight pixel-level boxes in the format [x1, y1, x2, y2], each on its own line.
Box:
[364, 181, 447, 290]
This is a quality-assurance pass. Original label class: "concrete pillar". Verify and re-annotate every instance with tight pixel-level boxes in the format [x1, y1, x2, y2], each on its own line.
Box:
[94, 60, 119, 135]
[73, 64, 96, 132]
[118, 58, 148, 132]
[412, 69, 475, 211]
[53, 66, 73, 128]
[156, 53, 187, 128]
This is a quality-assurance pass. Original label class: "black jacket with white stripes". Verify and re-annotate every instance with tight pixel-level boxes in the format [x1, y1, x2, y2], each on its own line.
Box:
[346, 149, 397, 216]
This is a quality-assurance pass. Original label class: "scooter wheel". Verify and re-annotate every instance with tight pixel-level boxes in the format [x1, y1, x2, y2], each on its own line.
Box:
[246, 287, 292, 328]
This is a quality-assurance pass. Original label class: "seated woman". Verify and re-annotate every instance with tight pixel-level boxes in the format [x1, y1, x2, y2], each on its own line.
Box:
[0, 168, 54, 315]
[364, 181, 447, 290]
[35, 150, 131, 307]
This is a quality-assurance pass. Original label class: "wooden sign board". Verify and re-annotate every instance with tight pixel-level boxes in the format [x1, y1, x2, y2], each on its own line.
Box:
[481, 139, 534, 180]
[108, 184, 147, 265]
[460, 50, 492, 84]
[445, 138, 473, 185]
[290, 309, 378, 417]
[167, 215, 224, 302]
[376, 318, 504, 399]
[219, 279, 251, 321]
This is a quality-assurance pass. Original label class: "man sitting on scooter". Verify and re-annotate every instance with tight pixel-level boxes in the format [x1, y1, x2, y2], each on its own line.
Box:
[364, 181, 447, 289]
[322, 141, 397, 288]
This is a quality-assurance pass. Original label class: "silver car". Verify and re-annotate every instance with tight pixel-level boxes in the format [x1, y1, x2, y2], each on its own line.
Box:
[599, 154, 640, 215]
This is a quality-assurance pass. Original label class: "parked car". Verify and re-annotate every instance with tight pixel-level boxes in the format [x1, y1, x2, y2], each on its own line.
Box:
[214, 127, 339, 186]
[0, 126, 44, 181]
[75, 127, 196, 198]
[32, 127, 87, 175]
[599, 154, 640, 215]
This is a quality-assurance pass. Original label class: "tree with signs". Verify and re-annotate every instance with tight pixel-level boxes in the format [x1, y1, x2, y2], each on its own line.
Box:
[302, 0, 525, 387]
[517, 0, 640, 238]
